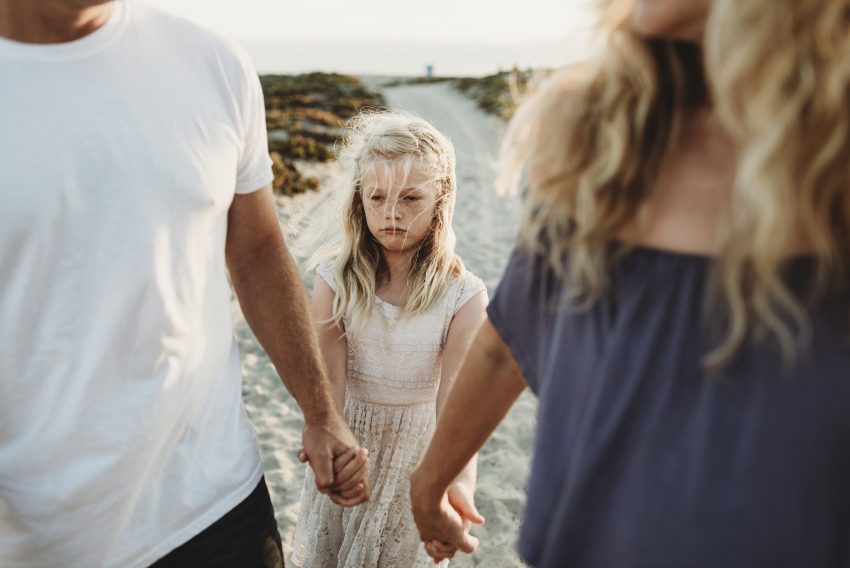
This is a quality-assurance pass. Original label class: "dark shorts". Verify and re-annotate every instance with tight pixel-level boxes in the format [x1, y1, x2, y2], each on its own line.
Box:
[151, 477, 284, 568]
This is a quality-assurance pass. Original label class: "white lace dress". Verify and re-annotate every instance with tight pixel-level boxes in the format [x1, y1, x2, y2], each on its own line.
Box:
[291, 263, 486, 568]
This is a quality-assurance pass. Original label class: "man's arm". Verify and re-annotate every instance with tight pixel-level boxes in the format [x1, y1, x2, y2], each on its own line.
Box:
[225, 185, 368, 506]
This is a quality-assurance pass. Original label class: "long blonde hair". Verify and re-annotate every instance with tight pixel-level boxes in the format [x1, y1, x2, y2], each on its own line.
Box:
[499, 0, 850, 368]
[310, 110, 462, 332]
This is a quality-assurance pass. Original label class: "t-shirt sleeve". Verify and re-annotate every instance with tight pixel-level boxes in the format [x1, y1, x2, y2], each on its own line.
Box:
[487, 244, 550, 392]
[233, 48, 274, 195]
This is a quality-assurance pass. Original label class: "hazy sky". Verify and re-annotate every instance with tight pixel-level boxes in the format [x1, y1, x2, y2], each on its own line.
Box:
[142, 0, 597, 43]
[141, 0, 600, 75]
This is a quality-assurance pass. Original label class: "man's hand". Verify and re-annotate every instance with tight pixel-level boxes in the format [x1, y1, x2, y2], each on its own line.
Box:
[299, 410, 370, 507]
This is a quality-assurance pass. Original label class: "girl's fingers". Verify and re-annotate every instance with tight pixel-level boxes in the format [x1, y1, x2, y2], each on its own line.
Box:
[457, 531, 480, 554]
[447, 486, 485, 525]
[332, 447, 357, 474]
[423, 544, 441, 562]
[427, 539, 456, 555]
[337, 482, 366, 499]
[332, 448, 368, 490]
[424, 541, 453, 563]
[329, 487, 369, 507]
[337, 487, 364, 500]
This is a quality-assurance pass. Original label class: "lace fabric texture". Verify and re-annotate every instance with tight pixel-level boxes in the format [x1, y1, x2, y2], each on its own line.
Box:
[291, 263, 486, 568]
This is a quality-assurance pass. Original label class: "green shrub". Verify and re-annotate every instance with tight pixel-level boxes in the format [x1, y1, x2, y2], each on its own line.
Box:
[260, 73, 385, 185]
[269, 135, 335, 162]
[270, 152, 321, 196]
[452, 69, 542, 120]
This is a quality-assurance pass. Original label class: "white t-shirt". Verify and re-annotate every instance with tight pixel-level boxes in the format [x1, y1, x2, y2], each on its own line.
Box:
[0, 2, 274, 566]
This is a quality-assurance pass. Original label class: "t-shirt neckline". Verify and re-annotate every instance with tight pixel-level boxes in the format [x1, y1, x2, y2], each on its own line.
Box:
[0, 0, 129, 62]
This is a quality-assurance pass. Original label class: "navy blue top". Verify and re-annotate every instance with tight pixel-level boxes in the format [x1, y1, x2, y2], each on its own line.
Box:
[487, 244, 850, 568]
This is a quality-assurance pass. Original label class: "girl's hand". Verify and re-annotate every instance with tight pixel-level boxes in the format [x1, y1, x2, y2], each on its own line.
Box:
[298, 446, 370, 507]
[446, 481, 485, 526]
[422, 482, 485, 563]
[332, 446, 370, 504]
[410, 470, 482, 561]
[424, 538, 459, 564]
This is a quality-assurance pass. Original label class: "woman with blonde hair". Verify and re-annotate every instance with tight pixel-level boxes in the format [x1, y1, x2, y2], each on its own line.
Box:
[291, 110, 487, 567]
[411, 0, 850, 566]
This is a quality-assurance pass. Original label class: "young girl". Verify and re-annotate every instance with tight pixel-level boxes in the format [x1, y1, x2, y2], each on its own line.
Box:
[291, 110, 488, 567]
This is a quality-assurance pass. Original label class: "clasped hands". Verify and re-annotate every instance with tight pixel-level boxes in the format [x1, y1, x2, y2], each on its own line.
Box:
[410, 468, 485, 564]
[299, 413, 370, 507]
[299, 414, 484, 563]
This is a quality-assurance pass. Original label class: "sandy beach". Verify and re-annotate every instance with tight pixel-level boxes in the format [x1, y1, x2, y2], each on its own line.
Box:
[235, 81, 537, 567]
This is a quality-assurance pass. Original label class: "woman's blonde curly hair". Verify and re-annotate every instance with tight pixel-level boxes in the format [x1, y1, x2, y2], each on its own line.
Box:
[498, 0, 850, 368]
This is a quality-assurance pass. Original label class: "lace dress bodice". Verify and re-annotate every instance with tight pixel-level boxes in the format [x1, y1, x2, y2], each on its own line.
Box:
[292, 262, 486, 568]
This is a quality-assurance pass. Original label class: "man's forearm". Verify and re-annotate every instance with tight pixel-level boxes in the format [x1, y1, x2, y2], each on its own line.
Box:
[229, 238, 335, 422]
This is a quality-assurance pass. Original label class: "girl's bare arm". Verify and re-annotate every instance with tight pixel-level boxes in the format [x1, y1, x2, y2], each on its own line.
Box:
[411, 319, 526, 552]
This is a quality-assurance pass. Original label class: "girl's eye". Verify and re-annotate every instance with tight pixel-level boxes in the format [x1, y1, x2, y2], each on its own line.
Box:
[370, 195, 384, 202]
[404, 195, 421, 201]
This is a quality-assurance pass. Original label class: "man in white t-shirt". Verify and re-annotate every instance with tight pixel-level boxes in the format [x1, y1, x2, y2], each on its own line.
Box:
[0, 1, 369, 566]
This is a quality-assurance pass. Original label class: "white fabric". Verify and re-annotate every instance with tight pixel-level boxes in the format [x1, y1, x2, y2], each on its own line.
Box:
[292, 263, 486, 567]
[0, 2, 273, 566]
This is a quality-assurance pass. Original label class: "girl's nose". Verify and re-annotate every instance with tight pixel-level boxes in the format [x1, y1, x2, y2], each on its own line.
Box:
[384, 203, 403, 220]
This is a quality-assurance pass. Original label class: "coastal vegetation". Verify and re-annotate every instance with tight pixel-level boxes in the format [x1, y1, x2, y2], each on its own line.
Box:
[260, 73, 385, 195]
[382, 68, 544, 120]
[453, 68, 538, 119]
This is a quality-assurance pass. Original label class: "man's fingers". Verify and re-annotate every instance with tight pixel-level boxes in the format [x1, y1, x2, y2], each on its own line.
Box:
[297, 449, 307, 463]
[309, 450, 335, 492]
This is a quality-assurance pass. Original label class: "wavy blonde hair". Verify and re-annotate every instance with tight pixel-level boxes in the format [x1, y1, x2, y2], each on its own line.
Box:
[310, 110, 462, 332]
[499, 0, 850, 368]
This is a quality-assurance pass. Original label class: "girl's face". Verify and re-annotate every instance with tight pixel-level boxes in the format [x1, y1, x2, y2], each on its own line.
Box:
[630, 0, 711, 41]
[360, 161, 440, 255]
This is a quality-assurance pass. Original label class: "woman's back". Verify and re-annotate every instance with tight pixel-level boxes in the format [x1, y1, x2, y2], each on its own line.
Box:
[488, 244, 850, 567]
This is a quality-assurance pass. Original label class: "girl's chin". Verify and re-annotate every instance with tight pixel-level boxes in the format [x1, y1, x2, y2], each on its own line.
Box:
[380, 244, 414, 254]
[377, 239, 422, 254]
